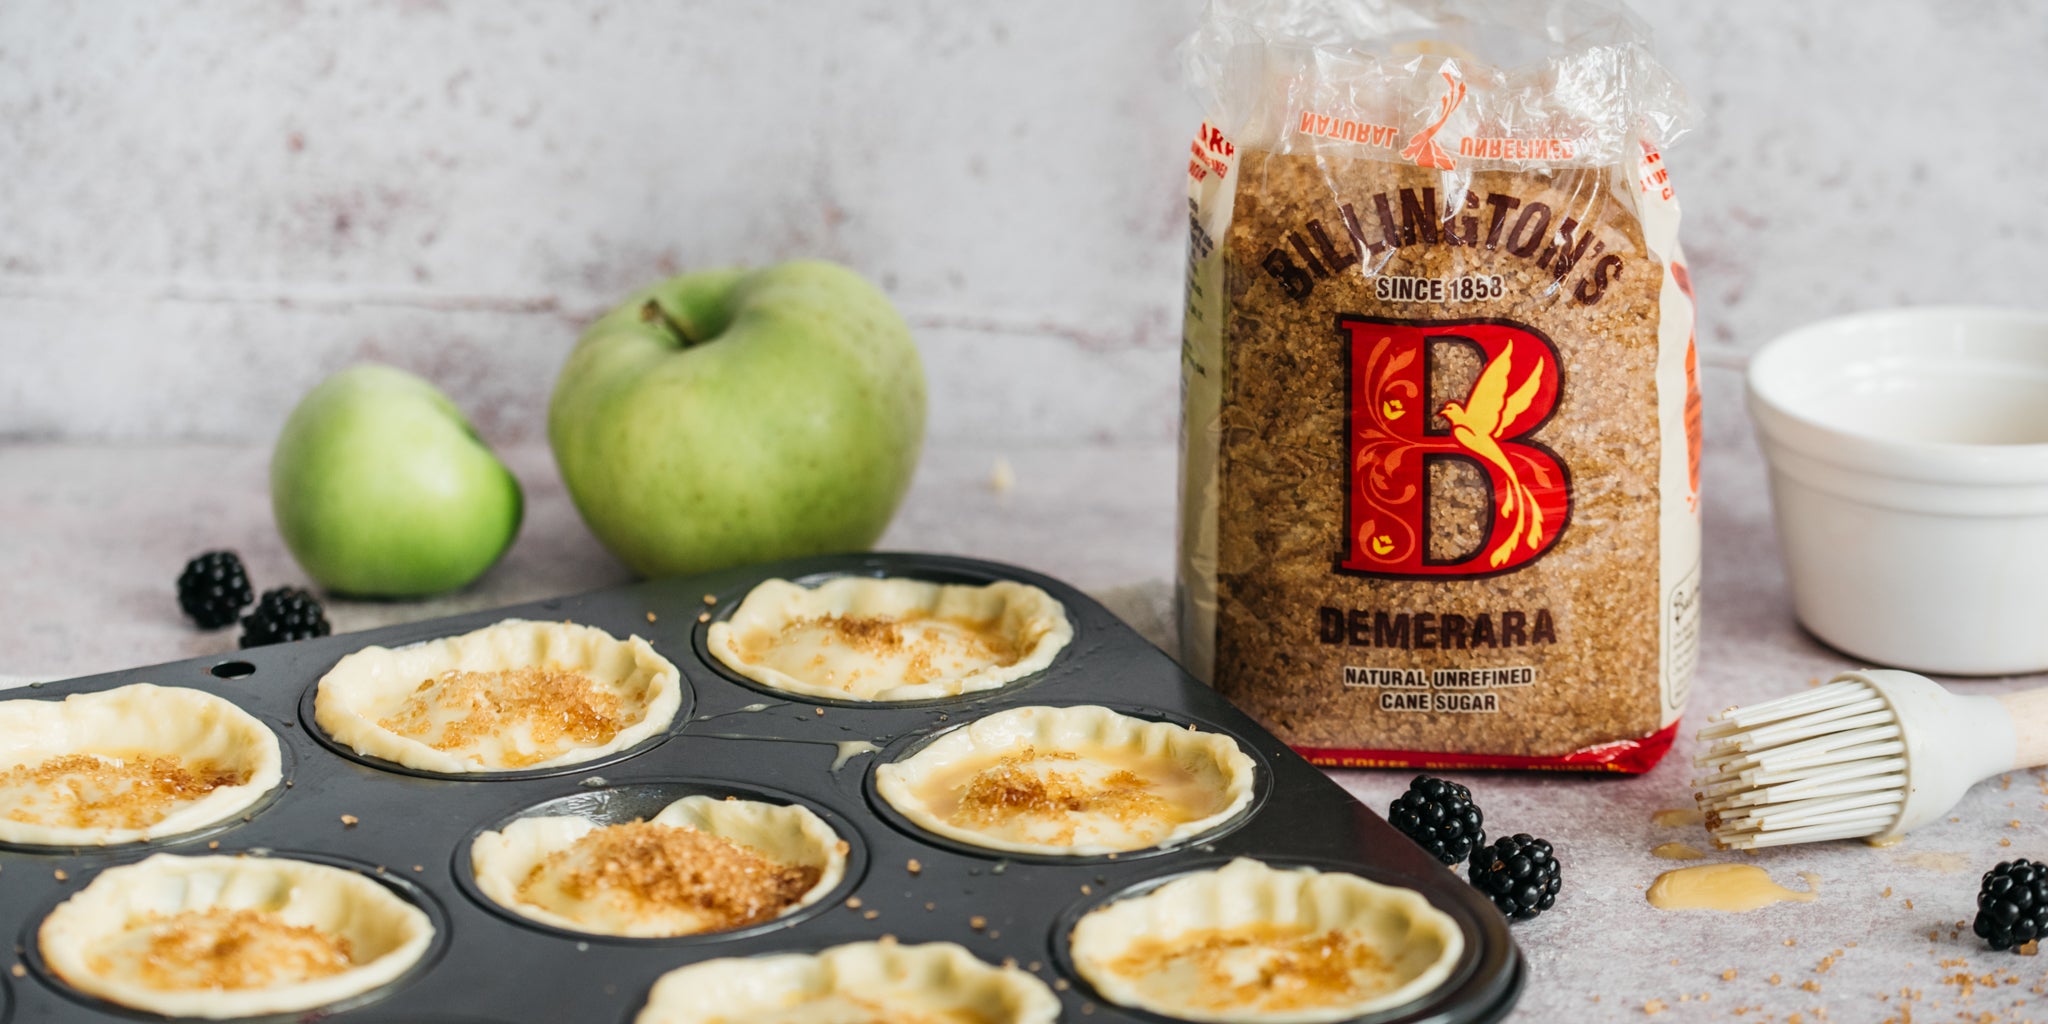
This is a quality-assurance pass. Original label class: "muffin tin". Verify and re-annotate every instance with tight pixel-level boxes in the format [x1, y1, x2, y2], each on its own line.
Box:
[0, 552, 1523, 1023]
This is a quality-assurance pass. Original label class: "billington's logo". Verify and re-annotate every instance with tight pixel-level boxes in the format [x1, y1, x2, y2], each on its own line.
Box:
[1339, 317, 1570, 577]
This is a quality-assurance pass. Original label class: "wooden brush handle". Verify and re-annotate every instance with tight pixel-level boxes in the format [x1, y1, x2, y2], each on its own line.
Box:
[1996, 688, 2048, 769]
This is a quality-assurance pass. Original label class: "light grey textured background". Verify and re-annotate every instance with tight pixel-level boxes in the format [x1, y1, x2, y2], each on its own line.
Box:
[5, 1, 2046, 444]
[6, 5, 2048, 1021]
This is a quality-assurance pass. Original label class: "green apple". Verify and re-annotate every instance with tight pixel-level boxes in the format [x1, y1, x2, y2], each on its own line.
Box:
[548, 260, 926, 578]
[271, 364, 523, 596]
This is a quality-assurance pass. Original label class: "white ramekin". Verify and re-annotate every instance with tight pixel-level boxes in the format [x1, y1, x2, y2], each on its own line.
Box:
[1747, 307, 2048, 676]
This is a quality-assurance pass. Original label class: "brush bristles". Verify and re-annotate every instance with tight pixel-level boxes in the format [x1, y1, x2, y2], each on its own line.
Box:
[1692, 679, 1906, 849]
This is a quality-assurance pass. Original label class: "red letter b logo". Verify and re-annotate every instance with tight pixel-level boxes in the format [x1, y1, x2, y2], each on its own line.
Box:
[1339, 317, 1570, 577]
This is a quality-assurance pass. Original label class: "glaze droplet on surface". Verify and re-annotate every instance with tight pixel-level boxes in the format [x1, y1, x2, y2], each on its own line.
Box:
[1646, 864, 1818, 912]
[830, 740, 881, 771]
[1651, 807, 1705, 828]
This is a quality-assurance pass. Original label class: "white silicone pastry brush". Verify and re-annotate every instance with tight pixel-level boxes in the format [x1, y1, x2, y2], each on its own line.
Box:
[1693, 669, 2048, 849]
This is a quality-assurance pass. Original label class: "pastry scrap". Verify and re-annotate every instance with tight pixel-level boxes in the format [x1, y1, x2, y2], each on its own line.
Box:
[314, 619, 682, 772]
[470, 794, 846, 937]
[706, 577, 1071, 702]
[37, 854, 434, 1019]
[0, 684, 282, 846]
[874, 704, 1255, 856]
[1068, 858, 1462, 1024]
[632, 940, 1060, 1024]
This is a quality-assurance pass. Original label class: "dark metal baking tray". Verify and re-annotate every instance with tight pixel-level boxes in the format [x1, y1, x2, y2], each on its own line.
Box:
[0, 552, 1523, 1023]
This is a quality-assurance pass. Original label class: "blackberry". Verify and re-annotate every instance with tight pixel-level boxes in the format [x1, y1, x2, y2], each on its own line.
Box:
[1387, 775, 1485, 866]
[1974, 859, 2048, 952]
[239, 587, 331, 648]
[176, 551, 254, 629]
[1469, 834, 1561, 921]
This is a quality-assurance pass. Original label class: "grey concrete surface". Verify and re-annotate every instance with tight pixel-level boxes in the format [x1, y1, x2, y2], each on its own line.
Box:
[5, 1, 2048, 1018]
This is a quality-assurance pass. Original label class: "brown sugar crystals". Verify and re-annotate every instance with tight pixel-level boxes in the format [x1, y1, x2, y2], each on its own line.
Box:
[1108, 923, 1400, 1013]
[378, 666, 631, 767]
[92, 908, 355, 991]
[1, 754, 245, 830]
[522, 822, 820, 932]
[956, 750, 1175, 839]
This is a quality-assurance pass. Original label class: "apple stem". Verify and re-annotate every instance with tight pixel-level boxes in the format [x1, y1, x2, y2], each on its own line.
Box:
[640, 299, 701, 348]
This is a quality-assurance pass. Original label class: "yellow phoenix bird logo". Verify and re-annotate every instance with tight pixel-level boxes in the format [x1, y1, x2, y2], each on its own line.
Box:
[1438, 342, 1549, 568]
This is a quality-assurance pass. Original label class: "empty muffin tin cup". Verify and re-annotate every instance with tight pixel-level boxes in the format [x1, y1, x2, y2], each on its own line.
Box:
[1748, 306, 2048, 675]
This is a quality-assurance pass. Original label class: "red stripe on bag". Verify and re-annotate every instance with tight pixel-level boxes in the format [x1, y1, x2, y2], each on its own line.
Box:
[1292, 720, 1682, 775]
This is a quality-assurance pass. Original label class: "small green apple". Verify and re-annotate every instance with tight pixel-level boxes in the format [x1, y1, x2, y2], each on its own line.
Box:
[549, 260, 927, 578]
[271, 364, 523, 596]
